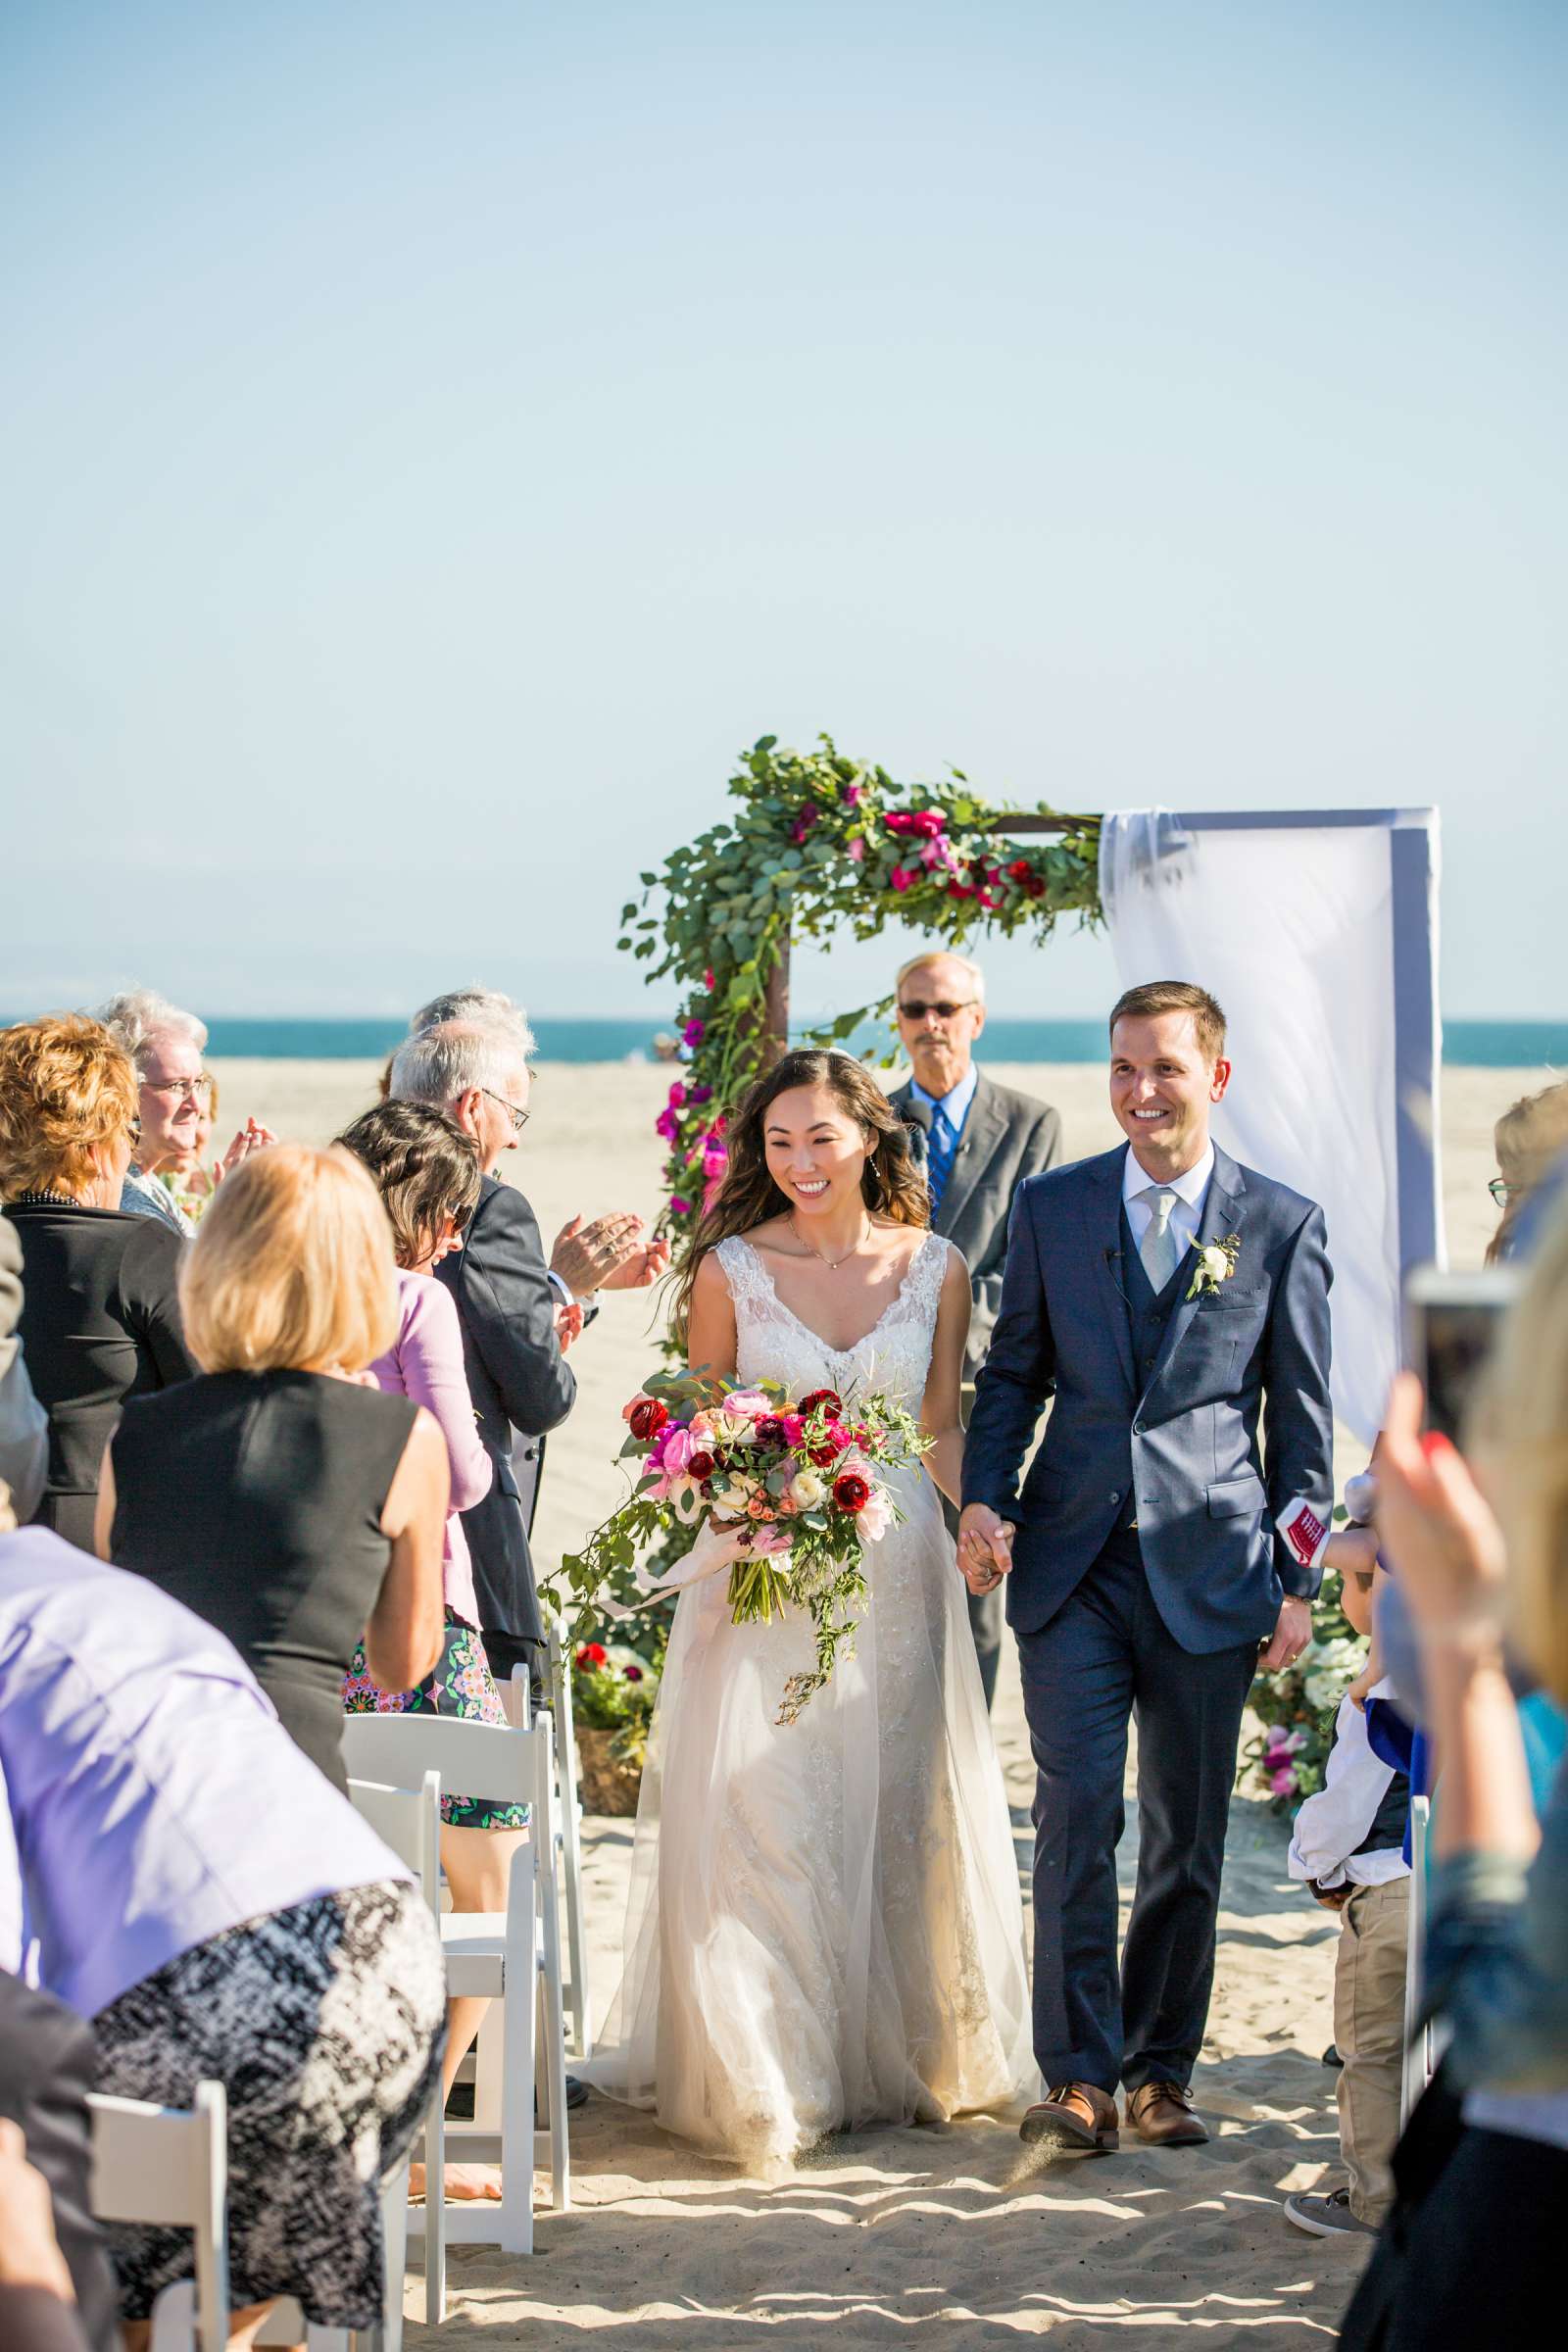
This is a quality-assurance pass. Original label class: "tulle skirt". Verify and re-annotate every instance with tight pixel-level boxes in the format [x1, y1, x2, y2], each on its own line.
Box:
[584, 1469, 1033, 2169]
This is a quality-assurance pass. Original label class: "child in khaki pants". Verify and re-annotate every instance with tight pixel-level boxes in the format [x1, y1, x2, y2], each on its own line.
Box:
[1284, 1682, 1411, 2234]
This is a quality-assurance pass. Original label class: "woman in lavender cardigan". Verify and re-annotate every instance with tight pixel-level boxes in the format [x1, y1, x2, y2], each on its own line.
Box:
[338, 1102, 528, 2203]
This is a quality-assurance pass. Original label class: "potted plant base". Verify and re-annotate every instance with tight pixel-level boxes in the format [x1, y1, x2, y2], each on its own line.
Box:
[574, 1726, 642, 1816]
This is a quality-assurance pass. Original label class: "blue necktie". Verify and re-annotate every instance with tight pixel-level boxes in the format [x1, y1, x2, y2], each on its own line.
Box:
[926, 1103, 959, 1212]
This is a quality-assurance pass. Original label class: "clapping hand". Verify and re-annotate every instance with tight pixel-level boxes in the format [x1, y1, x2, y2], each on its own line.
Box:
[215, 1117, 278, 1180]
[957, 1503, 1015, 1594]
[550, 1212, 667, 1298]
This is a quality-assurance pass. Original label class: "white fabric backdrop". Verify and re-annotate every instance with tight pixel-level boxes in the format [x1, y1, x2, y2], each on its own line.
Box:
[1100, 810, 1441, 1447]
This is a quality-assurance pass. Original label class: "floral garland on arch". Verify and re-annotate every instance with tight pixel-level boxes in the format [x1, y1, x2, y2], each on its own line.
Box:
[619, 734, 1102, 1244]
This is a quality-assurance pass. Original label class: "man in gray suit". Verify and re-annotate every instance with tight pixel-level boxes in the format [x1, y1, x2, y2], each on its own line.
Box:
[887, 950, 1062, 1705]
[960, 981, 1334, 2155]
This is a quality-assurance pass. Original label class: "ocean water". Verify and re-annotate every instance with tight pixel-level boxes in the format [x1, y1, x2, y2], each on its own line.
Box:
[148, 1014, 1568, 1067]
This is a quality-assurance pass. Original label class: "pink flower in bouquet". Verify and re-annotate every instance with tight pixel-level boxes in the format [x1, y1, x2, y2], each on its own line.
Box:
[655, 1107, 679, 1142]
[670, 1195, 693, 1215]
[1269, 1763, 1298, 1799]
[746, 1494, 777, 1521]
[883, 808, 946, 840]
[723, 1389, 772, 1420]
[889, 865, 915, 893]
[780, 1411, 806, 1447]
[667, 1080, 688, 1108]
[751, 1522, 794, 1555]
[655, 1425, 699, 1480]
[847, 837, 865, 861]
[855, 1488, 893, 1542]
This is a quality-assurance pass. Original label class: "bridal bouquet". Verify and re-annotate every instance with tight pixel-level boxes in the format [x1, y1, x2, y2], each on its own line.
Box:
[557, 1369, 931, 1724]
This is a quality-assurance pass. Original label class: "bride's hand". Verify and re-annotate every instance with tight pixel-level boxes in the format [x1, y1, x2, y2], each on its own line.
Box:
[957, 1503, 1014, 1592]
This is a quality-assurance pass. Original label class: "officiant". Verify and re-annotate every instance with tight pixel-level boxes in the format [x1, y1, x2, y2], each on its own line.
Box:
[889, 952, 1062, 1705]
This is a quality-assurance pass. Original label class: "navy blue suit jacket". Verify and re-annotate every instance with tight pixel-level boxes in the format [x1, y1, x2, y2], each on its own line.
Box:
[962, 1142, 1334, 1654]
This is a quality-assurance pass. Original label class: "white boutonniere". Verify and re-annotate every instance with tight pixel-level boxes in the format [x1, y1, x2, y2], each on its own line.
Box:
[1185, 1235, 1242, 1302]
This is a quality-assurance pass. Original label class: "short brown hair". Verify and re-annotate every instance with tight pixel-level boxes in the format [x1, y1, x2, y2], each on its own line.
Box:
[180, 1143, 398, 1374]
[336, 1100, 481, 1268]
[0, 1015, 138, 1199]
[1109, 981, 1227, 1065]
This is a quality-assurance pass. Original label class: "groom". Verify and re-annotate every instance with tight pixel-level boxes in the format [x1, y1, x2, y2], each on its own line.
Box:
[959, 981, 1333, 2152]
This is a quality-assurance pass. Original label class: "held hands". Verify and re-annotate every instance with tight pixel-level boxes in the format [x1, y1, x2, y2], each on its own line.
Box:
[555, 1298, 586, 1350]
[550, 1212, 668, 1298]
[957, 1503, 1015, 1595]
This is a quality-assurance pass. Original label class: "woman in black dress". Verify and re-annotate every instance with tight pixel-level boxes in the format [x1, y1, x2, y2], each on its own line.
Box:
[98, 1142, 447, 1790]
[0, 1015, 195, 1549]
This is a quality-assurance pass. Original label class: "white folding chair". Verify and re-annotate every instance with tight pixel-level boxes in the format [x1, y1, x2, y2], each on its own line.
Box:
[347, 1769, 445, 2329]
[514, 1627, 593, 2057]
[89, 2082, 228, 2352]
[341, 1701, 569, 2257]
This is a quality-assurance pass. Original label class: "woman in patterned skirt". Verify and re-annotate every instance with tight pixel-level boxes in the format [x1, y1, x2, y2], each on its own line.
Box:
[338, 1101, 531, 2204]
[0, 1530, 446, 2341]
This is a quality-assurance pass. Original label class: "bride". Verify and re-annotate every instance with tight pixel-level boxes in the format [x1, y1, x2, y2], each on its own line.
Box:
[586, 1048, 1031, 2168]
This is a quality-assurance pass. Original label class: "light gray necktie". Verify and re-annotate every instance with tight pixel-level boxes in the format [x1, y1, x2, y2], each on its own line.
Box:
[1139, 1186, 1181, 1291]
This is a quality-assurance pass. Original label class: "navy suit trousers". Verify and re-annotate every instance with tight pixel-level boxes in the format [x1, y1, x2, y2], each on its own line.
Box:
[1015, 1531, 1258, 2096]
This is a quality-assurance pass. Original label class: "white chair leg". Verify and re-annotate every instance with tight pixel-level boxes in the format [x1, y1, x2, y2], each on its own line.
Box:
[497, 1845, 536, 2255]
[473, 1998, 504, 2130]
[422, 2061, 445, 2327]
[149, 2280, 195, 2352]
[378, 2161, 408, 2352]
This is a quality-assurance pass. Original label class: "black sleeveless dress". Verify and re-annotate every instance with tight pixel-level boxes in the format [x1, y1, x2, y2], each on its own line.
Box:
[110, 1368, 419, 1789]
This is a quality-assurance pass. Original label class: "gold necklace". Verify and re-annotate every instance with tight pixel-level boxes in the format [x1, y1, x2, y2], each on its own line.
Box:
[789, 1211, 871, 1272]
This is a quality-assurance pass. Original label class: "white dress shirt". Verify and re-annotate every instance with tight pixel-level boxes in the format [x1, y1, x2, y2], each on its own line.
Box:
[909, 1059, 981, 1138]
[1288, 1685, 1410, 1890]
[1121, 1141, 1215, 1257]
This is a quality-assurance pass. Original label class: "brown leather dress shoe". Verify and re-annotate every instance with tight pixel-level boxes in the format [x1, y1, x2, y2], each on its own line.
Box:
[1019, 2083, 1119, 2153]
[1126, 2082, 1209, 2146]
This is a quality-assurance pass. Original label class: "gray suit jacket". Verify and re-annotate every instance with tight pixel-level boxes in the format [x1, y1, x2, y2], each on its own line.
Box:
[889, 1071, 1063, 1378]
[962, 1142, 1335, 1653]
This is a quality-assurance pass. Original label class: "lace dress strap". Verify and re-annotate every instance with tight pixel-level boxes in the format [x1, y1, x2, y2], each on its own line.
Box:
[904, 1230, 953, 1326]
[712, 1233, 777, 1314]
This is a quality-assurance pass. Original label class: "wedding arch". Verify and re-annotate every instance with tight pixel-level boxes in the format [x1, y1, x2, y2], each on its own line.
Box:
[621, 733, 1103, 1243]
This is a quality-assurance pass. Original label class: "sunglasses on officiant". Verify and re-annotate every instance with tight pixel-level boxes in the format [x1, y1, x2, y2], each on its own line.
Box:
[898, 998, 978, 1021]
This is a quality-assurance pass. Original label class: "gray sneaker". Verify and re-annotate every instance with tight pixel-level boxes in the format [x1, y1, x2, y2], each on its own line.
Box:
[1284, 2186, 1377, 2237]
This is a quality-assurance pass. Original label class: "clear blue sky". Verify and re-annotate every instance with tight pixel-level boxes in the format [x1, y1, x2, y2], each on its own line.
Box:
[4, 1, 1562, 1025]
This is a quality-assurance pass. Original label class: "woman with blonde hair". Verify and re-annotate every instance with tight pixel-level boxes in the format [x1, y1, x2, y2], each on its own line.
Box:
[97, 1145, 446, 1789]
[589, 1050, 1031, 2167]
[1344, 1194, 1568, 2341]
[0, 1015, 195, 1547]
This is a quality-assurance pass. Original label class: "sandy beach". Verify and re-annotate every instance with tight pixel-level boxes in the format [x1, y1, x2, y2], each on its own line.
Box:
[208, 1054, 1544, 2347]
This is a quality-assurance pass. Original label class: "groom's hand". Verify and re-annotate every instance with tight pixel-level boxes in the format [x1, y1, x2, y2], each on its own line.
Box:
[957, 1503, 1015, 1594]
[1258, 1593, 1314, 1674]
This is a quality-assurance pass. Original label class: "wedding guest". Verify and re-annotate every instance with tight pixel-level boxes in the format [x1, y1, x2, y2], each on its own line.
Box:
[0, 1016, 195, 1548]
[93, 990, 273, 1235]
[1283, 1653, 1410, 2239]
[390, 1013, 665, 1693]
[99, 1144, 447, 1790]
[1340, 1197, 1568, 2343]
[0, 1529, 445, 2340]
[961, 980, 1334, 2154]
[889, 950, 1062, 1707]
[337, 1099, 531, 2201]
[1486, 1079, 1568, 1263]
[0, 1223, 47, 1525]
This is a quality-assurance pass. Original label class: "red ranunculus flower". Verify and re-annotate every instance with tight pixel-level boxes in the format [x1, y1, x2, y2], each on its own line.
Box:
[628, 1397, 670, 1443]
[808, 1442, 839, 1467]
[575, 1642, 608, 1669]
[798, 1388, 843, 1419]
[687, 1448, 715, 1481]
[832, 1472, 871, 1513]
[1007, 857, 1033, 883]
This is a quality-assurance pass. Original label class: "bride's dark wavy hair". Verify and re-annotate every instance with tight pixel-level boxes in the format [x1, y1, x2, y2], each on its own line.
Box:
[672, 1049, 928, 1346]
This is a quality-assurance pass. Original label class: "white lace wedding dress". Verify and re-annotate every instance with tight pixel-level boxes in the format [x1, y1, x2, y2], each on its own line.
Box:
[585, 1230, 1032, 2168]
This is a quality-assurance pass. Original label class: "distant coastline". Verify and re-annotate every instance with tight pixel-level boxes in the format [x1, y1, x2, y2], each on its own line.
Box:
[23, 1013, 1553, 1069]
